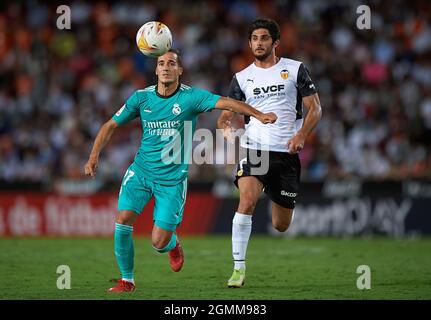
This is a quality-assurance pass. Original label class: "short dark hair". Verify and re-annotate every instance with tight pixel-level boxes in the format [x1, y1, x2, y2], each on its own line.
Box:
[248, 18, 280, 42]
[167, 48, 183, 67]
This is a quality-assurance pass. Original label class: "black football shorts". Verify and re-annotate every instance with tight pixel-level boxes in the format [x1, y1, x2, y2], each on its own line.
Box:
[234, 148, 301, 209]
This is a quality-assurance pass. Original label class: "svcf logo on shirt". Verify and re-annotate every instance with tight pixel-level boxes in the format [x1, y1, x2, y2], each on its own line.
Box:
[253, 85, 285, 95]
[172, 103, 181, 115]
[280, 69, 289, 80]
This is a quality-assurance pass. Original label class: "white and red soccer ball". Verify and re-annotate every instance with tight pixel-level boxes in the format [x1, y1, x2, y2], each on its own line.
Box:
[136, 21, 172, 58]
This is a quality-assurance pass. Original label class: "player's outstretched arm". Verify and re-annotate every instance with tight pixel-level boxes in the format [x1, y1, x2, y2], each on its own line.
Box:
[84, 119, 119, 177]
[215, 97, 277, 124]
[287, 93, 322, 154]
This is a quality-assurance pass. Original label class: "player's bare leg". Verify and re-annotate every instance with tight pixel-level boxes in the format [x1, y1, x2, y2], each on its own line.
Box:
[271, 202, 294, 232]
[109, 210, 138, 293]
[151, 225, 173, 249]
[228, 176, 263, 288]
[152, 225, 184, 272]
[116, 210, 138, 225]
[237, 176, 264, 214]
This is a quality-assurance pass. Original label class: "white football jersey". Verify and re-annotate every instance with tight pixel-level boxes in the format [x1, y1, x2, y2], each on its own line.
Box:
[229, 57, 317, 152]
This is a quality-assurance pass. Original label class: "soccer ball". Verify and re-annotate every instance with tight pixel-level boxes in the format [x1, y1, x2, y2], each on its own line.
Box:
[136, 21, 172, 58]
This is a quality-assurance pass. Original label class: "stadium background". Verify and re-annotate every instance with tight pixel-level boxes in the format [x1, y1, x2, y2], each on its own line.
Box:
[0, 0, 430, 300]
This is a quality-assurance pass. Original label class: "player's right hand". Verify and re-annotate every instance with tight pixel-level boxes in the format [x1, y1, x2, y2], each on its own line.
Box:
[84, 157, 98, 178]
[258, 112, 277, 124]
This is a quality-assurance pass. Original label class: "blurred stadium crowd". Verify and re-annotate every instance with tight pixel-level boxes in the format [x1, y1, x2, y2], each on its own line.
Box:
[0, 0, 430, 191]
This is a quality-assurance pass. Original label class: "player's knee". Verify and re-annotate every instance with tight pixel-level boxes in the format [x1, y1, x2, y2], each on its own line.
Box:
[116, 210, 137, 225]
[238, 194, 258, 214]
[116, 216, 134, 226]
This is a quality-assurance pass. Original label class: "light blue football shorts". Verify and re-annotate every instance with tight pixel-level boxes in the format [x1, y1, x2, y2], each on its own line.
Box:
[117, 164, 187, 232]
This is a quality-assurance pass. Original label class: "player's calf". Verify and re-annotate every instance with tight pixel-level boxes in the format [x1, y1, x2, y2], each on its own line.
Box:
[237, 176, 264, 214]
[151, 224, 175, 252]
[151, 223, 184, 272]
[152, 235, 176, 253]
[273, 222, 290, 232]
[151, 235, 171, 250]
[271, 204, 294, 232]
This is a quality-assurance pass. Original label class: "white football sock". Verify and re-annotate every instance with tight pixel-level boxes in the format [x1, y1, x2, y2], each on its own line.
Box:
[232, 212, 252, 270]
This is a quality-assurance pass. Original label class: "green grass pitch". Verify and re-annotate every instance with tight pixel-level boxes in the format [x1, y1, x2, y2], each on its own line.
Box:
[0, 236, 430, 300]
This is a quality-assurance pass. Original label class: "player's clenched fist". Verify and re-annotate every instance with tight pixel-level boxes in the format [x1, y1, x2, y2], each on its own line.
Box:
[84, 157, 98, 177]
[286, 131, 306, 154]
[258, 112, 277, 124]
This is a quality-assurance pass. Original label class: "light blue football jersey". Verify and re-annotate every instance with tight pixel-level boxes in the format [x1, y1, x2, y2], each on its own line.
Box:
[112, 84, 221, 185]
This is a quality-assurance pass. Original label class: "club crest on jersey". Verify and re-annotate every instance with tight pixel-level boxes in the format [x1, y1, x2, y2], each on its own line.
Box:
[172, 103, 181, 115]
[280, 69, 289, 80]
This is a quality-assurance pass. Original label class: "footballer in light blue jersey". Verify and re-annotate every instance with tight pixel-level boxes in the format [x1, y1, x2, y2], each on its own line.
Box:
[112, 84, 220, 185]
[84, 49, 277, 292]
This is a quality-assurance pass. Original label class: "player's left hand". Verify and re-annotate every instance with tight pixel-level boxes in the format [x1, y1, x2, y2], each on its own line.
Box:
[84, 157, 98, 178]
[286, 132, 306, 154]
[258, 112, 277, 124]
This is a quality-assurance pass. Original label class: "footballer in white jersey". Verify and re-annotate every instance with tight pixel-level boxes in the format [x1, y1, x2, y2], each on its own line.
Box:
[230, 57, 317, 152]
[217, 18, 322, 288]
[228, 56, 317, 209]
